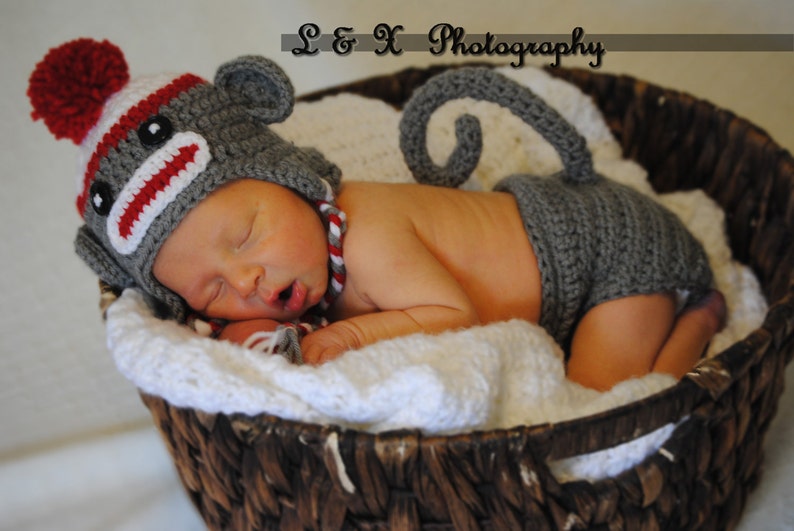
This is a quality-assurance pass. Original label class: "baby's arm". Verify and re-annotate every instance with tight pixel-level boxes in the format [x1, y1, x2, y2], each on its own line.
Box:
[301, 304, 477, 364]
[300, 217, 480, 364]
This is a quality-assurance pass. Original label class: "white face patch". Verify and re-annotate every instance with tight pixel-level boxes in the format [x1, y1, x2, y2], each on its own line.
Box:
[107, 131, 211, 255]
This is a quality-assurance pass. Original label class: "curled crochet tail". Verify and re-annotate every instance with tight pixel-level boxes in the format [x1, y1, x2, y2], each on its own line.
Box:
[399, 67, 598, 187]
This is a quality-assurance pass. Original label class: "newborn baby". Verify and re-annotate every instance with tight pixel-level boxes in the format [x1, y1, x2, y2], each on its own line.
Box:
[153, 176, 725, 390]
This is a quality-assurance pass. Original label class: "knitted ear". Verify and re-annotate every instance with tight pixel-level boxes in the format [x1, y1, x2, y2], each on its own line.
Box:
[74, 225, 134, 289]
[214, 56, 294, 124]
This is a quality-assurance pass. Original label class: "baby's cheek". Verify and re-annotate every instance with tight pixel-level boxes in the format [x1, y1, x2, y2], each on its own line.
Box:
[218, 319, 280, 345]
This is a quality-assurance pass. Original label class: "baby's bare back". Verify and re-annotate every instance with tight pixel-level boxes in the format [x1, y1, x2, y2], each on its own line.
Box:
[335, 181, 542, 324]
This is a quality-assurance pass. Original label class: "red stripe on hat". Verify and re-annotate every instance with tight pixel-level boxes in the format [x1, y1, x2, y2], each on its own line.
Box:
[116, 143, 200, 239]
[77, 73, 205, 217]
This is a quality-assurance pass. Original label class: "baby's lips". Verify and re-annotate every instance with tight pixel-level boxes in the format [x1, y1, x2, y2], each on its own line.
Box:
[286, 281, 309, 313]
[269, 280, 308, 314]
[262, 281, 298, 310]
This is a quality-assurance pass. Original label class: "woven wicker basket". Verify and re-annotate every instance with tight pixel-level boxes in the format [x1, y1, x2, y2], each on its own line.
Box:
[128, 64, 793, 530]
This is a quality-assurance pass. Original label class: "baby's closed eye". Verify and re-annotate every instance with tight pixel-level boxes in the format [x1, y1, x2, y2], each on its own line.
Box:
[233, 212, 256, 251]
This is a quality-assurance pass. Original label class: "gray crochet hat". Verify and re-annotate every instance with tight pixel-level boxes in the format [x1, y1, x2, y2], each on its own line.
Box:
[28, 38, 341, 320]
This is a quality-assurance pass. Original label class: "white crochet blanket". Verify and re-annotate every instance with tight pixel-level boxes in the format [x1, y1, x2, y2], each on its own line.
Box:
[107, 66, 767, 481]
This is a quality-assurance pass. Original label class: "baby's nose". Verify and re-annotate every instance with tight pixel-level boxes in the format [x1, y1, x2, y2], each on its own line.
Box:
[230, 264, 264, 297]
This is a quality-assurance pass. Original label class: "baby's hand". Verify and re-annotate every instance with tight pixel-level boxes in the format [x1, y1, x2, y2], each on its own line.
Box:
[218, 318, 281, 345]
[300, 323, 361, 365]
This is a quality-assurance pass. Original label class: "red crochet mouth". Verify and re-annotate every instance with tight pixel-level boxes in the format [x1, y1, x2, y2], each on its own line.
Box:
[117, 143, 200, 239]
[107, 132, 210, 255]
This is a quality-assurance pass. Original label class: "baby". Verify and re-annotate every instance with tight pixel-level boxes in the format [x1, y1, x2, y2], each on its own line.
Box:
[155, 178, 725, 390]
[30, 39, 725, 391]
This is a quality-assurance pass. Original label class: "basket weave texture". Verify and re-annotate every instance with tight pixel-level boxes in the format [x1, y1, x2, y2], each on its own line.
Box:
[135, 64, 794, 530]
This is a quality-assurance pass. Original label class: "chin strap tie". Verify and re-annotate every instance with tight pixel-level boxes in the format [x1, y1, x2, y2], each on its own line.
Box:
[242, 314, 331, 364]
[316, 179, 347, 310]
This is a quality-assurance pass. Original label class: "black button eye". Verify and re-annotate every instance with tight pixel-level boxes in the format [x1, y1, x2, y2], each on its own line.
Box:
[89, 181, 114, 216]
[137, 115, 173, 147]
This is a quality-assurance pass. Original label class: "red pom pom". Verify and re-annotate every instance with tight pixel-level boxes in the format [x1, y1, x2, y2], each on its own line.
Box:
[28, 38, 129, 144]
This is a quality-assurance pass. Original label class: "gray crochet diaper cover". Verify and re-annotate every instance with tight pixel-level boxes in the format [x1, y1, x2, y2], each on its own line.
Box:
[496, 173, 714, 348]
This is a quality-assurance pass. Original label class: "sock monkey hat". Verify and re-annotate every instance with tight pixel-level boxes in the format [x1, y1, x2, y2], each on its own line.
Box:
[28, 38, 342, 320]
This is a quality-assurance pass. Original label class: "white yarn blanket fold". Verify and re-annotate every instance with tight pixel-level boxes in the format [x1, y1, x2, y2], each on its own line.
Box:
[107, 67, 767, 481]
